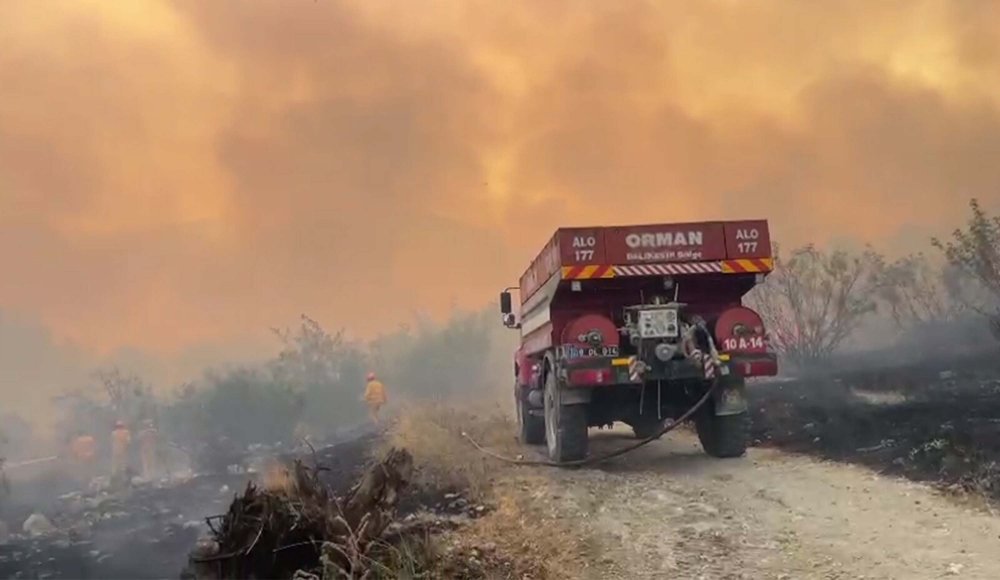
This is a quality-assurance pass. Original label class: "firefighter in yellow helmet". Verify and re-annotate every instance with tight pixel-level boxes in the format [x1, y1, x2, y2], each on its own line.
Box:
[363, 372, 387, 425]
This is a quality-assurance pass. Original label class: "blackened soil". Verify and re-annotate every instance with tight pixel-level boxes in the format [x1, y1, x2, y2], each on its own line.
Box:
[749, 355, 1000, 501]
[0, 472, 245, 579]
[1, 431, 470, 579]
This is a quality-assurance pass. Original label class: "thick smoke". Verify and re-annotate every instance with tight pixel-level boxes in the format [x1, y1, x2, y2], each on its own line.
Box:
[1, 0, 999, 362]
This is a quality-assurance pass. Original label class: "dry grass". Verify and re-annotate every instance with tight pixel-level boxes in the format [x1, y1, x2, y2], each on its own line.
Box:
[383, 403, 595, 579]
[434, 473, 595, 580]
[382, 402, 522, 500]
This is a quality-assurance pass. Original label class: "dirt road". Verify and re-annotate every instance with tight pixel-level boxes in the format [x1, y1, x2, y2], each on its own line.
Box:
[512, 429, 1000, 580]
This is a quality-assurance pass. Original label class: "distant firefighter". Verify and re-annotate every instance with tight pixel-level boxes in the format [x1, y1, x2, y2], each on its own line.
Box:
[110, 420, 131, 485]
[363, 372, 388, 425]
[69, 431, 96, 463]
[137, 419, 160, 480]
[69, 431, 97, 484]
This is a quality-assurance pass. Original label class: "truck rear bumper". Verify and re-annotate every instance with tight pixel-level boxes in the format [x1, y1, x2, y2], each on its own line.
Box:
[560, 352, 778, 387]
[561, 356, 703, 387]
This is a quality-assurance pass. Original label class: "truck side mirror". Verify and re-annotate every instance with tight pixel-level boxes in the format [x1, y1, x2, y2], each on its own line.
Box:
[500, 291, 513, 315]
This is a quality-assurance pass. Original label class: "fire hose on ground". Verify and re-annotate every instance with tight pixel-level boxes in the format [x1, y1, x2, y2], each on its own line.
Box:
[461, 375, 721, 468]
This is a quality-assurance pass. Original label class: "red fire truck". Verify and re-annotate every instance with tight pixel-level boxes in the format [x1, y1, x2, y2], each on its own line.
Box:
[500, 220, 778, 462]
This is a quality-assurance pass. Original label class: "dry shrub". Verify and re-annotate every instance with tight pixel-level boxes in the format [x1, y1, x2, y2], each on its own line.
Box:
[193, 450, 414, 579]
[746, 244, 884, 369]
[383, 403, 521, 499]
[933, 198, 1000, 313]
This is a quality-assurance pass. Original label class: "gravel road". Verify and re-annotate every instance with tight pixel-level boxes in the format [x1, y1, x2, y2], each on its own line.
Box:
[515, 429, 1000, 579]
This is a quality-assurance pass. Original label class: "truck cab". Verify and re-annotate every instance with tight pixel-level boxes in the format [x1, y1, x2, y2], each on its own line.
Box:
[500, 220, 777, 462]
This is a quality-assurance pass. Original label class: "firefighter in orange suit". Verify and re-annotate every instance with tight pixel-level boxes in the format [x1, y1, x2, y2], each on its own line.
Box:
[111, 420, 131, 485]
[363, 372, 387, 424]
[69, 431, 97, 484]
[70, 432, 97, 464]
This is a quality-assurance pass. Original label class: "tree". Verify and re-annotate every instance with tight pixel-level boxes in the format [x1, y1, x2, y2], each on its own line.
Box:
[269, 315, 368, 435]
[270, 315, 348, 391]
[200, 367, 303, 447]
[159, 315, 370, 456]
[94, 367, 156, 424]
[372, 308, 504, 401]
[747, 244, 885, 369]
[875, 253, 962, 330]
[933, 198, 1000, 339]
[52, 368, 154, 448]
[158, 368, 305, 471]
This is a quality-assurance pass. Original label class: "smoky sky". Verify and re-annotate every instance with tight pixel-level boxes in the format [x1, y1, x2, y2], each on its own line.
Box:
[2, 0, 1000, 358]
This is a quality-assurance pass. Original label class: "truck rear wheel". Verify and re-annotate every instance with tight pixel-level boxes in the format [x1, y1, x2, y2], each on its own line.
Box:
[695, 408, 749, 458]
[517, 389, 545, 445]
[543, 370, 588, 462]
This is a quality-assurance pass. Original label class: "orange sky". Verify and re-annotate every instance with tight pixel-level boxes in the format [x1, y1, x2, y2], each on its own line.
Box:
[2, 0, 1000, 356]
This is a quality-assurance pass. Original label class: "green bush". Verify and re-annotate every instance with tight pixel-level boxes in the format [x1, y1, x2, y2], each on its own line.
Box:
[83, 309, 511, 456]
[371, 307, 513, 404]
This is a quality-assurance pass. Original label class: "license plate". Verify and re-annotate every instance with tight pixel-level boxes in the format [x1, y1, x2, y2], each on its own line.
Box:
[565, 345, 620, 359]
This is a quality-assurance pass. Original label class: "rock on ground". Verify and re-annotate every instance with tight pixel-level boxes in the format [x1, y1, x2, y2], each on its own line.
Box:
[22, 513, 55, 537]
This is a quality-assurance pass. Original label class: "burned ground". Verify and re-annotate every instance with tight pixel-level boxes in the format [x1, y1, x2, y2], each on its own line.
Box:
[0, 470, 244, 579]
[0, 430, 475, 579]
[749, 352, 1000, 502]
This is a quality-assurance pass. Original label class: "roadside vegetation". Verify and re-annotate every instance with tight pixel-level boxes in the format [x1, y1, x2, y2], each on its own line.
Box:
[33, 308, 510, 474]
[748, 198, 1000, 372]
[743, 198, 1000, 507]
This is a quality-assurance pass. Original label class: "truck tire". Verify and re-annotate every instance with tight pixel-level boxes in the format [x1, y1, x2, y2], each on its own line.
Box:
[695, 408, 749, 458]
[543, 369, 588, 462]
[517, 390, 545, 445]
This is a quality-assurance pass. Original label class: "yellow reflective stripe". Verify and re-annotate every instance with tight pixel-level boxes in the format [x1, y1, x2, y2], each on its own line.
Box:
[722, 258, 775, 274]
[611, 358, 630, 366]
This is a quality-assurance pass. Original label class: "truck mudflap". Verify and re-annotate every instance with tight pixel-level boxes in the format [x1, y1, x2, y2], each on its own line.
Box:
[726, 353, 779, 377]
[712, 374, 748, 416]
